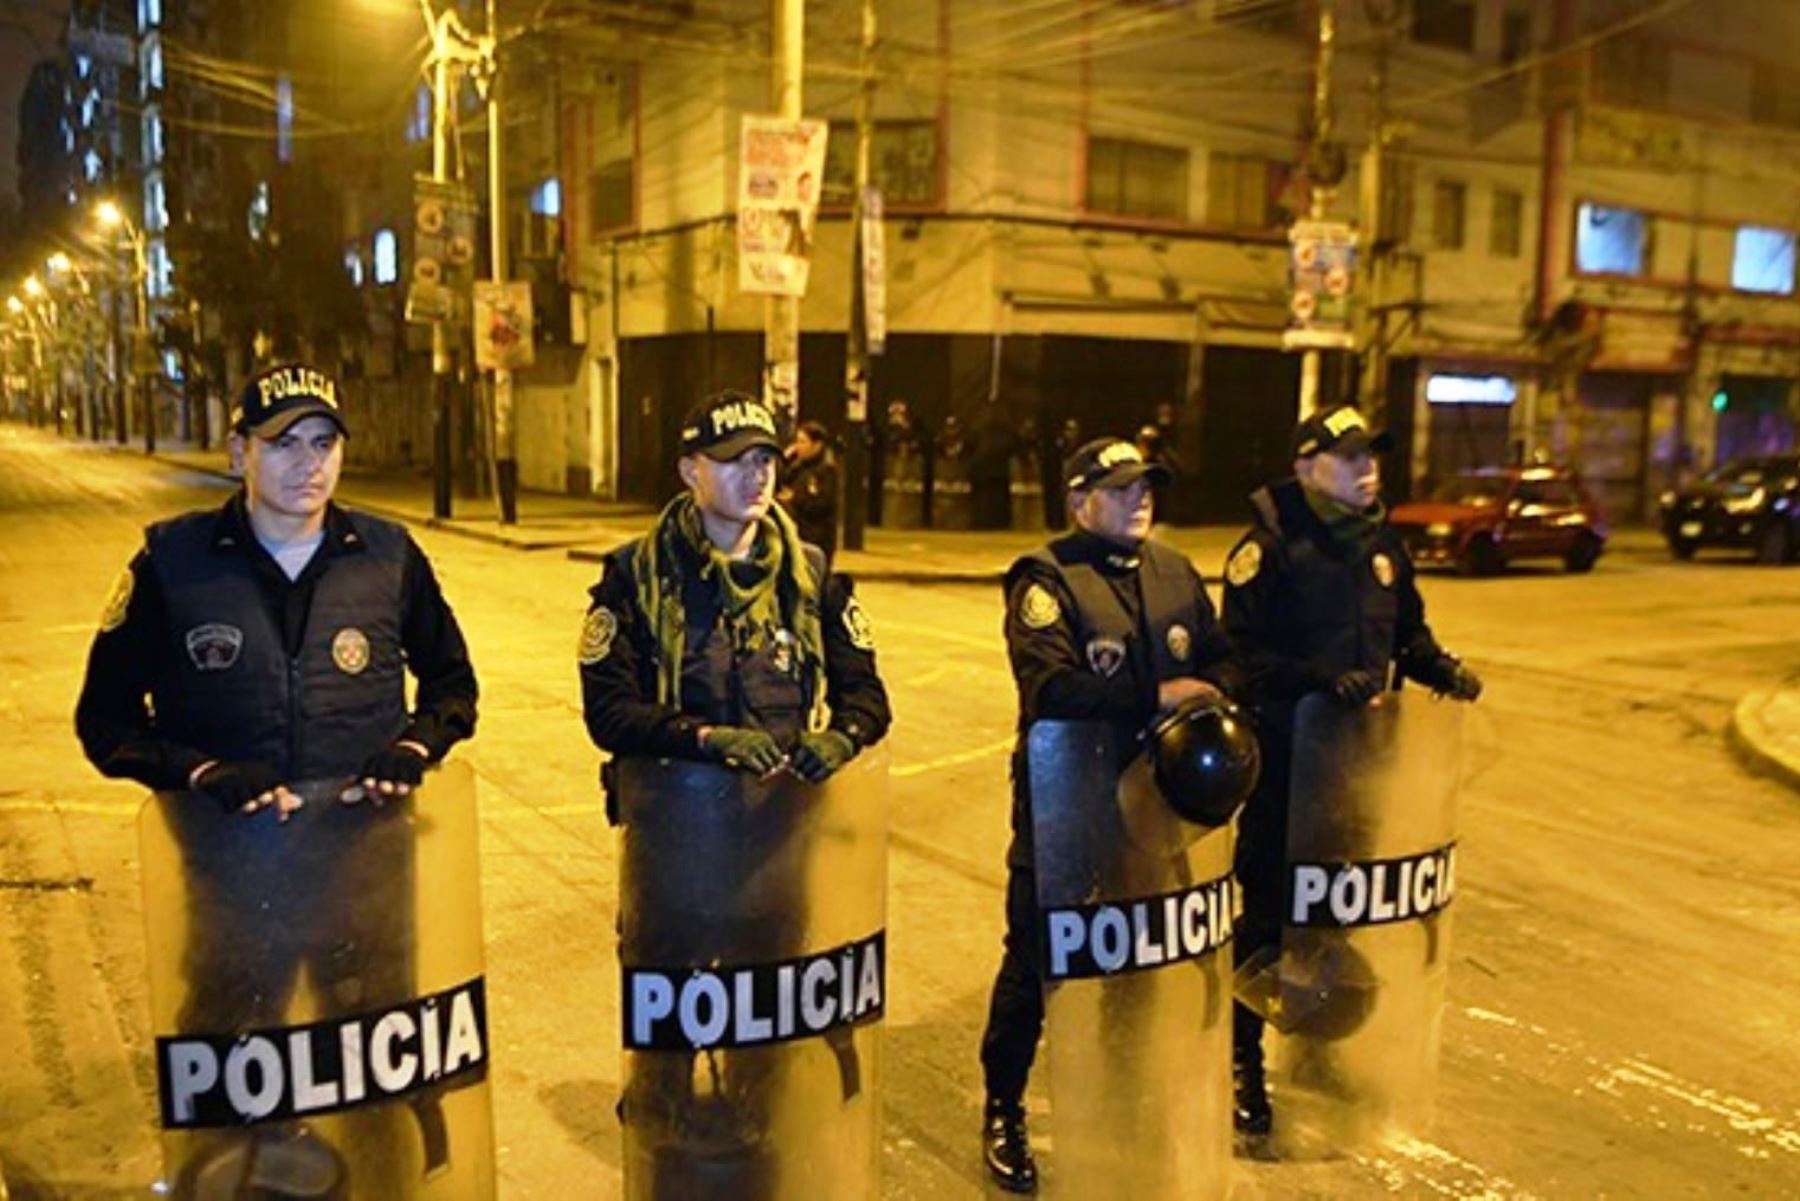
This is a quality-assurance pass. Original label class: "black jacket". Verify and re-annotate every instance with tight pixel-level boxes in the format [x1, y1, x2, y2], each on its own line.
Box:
[1001, 529, 1239, 864]
[579, 534, 890, 765]
[1221, 477, 1452, 730]
[75, 495, 478, 789]
[781, 452, 839, 560]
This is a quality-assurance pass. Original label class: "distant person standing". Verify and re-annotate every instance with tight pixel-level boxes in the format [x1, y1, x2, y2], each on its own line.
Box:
[780, 419, 839, 565]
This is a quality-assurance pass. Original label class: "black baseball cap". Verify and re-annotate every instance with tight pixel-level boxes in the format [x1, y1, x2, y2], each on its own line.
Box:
[233, 364, 348, 438]
[1064, 437, 1172, 492]
[679, 389, 783, 461]
[1292, 405, 1392, 458]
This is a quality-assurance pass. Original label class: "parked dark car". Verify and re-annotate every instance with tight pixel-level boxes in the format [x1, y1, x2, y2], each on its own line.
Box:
[1390, 467, 1608, 576]
[1659, 454, 1800, 563]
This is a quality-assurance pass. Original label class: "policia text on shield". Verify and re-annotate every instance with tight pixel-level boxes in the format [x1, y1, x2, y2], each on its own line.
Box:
[75, 364, 491, 1196]
[579, 390, 892, 1200]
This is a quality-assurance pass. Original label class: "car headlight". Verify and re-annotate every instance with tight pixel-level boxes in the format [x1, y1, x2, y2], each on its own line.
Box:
[1658, 490, 1676, 508]
[1724, 487, 1767, 515]
[1427, 522, 1453, 537]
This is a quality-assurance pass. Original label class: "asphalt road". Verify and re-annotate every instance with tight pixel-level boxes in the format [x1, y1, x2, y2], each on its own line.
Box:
[3, 426, 1799, 1199]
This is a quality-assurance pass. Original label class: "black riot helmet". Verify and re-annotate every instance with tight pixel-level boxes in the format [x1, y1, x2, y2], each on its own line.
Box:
[1147, 696, 1261, 828]
[1277, 936, 1380, 1042]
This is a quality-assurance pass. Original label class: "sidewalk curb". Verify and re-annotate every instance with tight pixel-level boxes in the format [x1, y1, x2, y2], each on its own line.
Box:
[1727, 689, 1800, 793]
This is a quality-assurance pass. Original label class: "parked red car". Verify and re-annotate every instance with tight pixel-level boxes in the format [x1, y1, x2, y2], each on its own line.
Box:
[1389, 467, 1608, 576]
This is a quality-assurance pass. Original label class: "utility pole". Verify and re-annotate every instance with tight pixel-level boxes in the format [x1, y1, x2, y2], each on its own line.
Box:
[485, 0, 517, 524]
[1297, 0, 1339, 420]
[842, 0, 876, 552]
[430, 14, 455, 519]
[765, 0, 804, 422]
[1359, 0, 1394, 425]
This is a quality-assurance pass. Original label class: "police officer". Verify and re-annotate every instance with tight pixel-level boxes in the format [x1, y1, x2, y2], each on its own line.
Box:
[579, 389, 890, 1193]
[979, 436, 1240, 1194]
[73, 362, 479, 1182]
[778, 418, 839, 565]
[1221, 404, 1480, 1137]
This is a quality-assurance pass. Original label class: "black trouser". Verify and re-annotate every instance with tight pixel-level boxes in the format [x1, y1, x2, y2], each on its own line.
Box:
[980, 861, 1042, 1107]
[1232, 736, 1291, 1074]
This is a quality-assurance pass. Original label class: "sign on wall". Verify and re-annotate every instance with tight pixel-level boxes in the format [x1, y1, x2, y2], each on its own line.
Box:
[473, 282, 534, 371]
[737, 115, 829, 297]
[1283, 219, 1358, 351]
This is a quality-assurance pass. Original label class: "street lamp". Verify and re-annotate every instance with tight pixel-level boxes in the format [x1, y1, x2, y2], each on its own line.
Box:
[5, 287, 51, 428]
[94, 199, 154, 452]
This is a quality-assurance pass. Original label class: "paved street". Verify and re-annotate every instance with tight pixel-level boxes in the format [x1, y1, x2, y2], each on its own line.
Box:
[3, 424, 1800, 1198]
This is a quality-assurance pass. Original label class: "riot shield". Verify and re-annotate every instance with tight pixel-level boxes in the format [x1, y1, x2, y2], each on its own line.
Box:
[1252, 692, 1465, 1154]
[137, 760, 495, 1200]
[1028, 721, 1236, 1201]
[616, 745, 888, 1201]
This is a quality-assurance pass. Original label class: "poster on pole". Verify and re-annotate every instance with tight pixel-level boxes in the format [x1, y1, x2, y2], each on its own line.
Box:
[408, 175, 479, 327]
[473, 282, 535, 371]
[737, 115, 829, 298]
[862, 186, 887, 355]
[1282, 219, 1358, 351]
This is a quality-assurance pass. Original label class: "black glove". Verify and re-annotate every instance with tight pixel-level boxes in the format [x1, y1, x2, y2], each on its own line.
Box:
[358, 742, 429, 788]
[1419, 656, 1483, 702]
[1332, 669, 1386, 707]
[790, 730, 858, 783]
[701, 726, 788, 776]
[1444, 663, 1482, 702]
[192, 760, 283, 811]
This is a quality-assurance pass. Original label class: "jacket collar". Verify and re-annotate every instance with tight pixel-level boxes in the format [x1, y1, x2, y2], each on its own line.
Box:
[208, 491, 366, 557]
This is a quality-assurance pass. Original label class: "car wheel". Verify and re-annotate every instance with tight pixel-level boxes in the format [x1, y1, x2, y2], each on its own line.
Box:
[1669, 537, 1697, 561]
[1756, 520, 1794, 565]
[1459, 536, 1501, 577]
[1564, 532, 1602, 573]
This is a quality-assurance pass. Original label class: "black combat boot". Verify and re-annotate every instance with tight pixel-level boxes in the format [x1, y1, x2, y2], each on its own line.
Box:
[1234, 1055, 1273, 1136]
[982, 1097, 1038, 1194]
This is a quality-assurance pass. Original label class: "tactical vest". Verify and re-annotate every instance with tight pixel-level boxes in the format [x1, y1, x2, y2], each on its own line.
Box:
[1255, 491, 1401, 681]
[146, 511, 410, 780]
[1028, 539, 1205, 686]
[670, 544, 827, 746]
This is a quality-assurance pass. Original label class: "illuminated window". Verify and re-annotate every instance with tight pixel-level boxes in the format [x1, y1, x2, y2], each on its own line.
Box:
[406, 84, 431, 144]
[138, 0, 161, 32]
[1575, 203, 1648, 276]
[147, 238, 173, 299]
[144, 171, 168, 233]
[84, 149, 103, 182]
[276, 76, 293, 163]
[530, 178, 561, 216]
[1426, 374, 1517, 406]
[142, 105, 164, 165]
[373, 228, 398, 284]
[141, 34, 163, 96]
[344, 246, 365, 287]
[1731, 226, 1795, 295]
[81, 90, 98, 128]
[75, 54, 92, 79]
[248, 181, 271, 241]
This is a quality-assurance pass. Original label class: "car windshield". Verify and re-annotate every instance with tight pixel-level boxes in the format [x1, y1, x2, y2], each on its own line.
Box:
[1431, 476, 1508, 507]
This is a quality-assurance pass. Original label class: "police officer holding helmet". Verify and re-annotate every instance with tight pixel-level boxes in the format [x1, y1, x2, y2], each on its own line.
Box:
[1221, 404, 1480, 1137]
[978, 435, 1241, 1193]
[74, 362, 479, 1185]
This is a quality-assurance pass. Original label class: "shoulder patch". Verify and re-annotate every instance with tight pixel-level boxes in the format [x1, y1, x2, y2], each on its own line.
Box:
[842, 595, 876, 651]
[578, 607, 618, 666]
[1225, 541, 1263, 588]
[98, 566, 135, 633]
[1019, 582, 1061, 630]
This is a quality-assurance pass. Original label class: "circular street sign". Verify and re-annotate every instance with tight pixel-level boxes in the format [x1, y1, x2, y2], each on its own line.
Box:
[414, 258, 443, 286]
[1325, 264, 1351, 297]
[1291, 291, 1317, 321]
[1295, 240, 1320, 269]
[416, 201, 445, 236]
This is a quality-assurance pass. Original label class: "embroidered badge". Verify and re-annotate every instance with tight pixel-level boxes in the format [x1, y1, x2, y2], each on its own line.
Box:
[98, 567, 134, 633]
[578, 607, 618, 666]
[1371, 553, 1396, 588]
[1086, 637, 1127, 678]
[1225, 542, 1263, 588]
[1167, 623, 1192, 662]
[842, 595, 876, 651]
[331, 627, 371, 675]
[185, 623, 244, 672]
[1019, 583, 1061, 630]
[770, 629, 797, 674]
